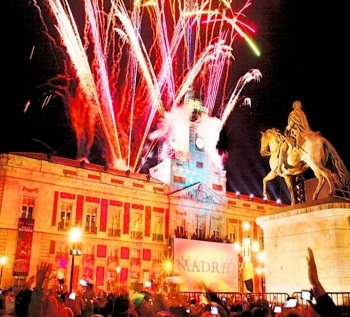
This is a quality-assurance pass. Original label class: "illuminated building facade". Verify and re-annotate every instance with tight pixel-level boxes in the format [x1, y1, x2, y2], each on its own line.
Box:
[0, 147, 278, 293]
[1, 97, 349, 294]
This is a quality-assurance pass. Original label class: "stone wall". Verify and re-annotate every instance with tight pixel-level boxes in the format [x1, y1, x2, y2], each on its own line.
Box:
[257, 199, 350, 295]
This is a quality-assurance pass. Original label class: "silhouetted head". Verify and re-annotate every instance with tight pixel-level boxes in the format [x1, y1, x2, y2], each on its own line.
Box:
[292, 100, 302, 110]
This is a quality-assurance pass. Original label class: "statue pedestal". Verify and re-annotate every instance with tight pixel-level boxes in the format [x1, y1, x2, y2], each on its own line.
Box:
[257, 198, 350, 294]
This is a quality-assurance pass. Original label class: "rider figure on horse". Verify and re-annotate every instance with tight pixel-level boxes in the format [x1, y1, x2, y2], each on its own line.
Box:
[276, 100, 312, 174]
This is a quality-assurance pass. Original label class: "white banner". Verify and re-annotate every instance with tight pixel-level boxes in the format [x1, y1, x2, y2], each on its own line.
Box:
[173, 238, 239, 292]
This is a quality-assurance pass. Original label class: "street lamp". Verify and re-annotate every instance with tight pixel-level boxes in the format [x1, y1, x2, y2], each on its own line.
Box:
[0, 255, 7, 287]
[116, 266, 121, 291]
[256, 252, 266, 293]
[69, 226, 82, 293]
[233, 221, 262, 292]
[241, 221, 254, 292]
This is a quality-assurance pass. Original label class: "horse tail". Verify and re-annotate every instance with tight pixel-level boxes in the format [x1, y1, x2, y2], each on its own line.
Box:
[322, 137, 350, 187]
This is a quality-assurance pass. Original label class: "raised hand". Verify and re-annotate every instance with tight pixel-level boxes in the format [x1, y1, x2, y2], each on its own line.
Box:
[306, 248, 326, 299]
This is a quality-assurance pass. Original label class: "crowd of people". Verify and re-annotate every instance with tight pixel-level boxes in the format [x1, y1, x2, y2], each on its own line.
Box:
[0, 248, 348, 317]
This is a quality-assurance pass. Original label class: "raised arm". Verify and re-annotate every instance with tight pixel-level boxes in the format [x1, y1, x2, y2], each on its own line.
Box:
[306, 248, 338, 317]
[27, 262, 52, 317]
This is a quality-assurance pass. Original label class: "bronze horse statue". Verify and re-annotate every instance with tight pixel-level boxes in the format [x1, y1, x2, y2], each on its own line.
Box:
[260, 128, 350, 205]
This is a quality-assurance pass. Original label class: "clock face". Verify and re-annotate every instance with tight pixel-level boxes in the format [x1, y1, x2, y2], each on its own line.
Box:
[195, 137, 204, 149]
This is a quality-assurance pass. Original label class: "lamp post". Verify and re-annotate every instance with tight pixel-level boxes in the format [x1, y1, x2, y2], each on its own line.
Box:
[0, 255, 7, 287]
[69, 226, 82, 293]
[234, 221, 262, 293]
[256, 252, 266, 293]
[116, 266, 121, 291]
[241, 221, 254, 292]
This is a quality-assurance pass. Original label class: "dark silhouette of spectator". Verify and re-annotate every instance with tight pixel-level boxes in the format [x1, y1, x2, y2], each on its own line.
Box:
[252, 306, 265, 317]
[15, 287, 33, 317]
[306, 247, 347, 317]
[241, 310, 253, 317]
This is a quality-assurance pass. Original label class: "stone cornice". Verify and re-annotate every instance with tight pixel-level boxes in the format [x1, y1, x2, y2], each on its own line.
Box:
[257, 198, 350, 228]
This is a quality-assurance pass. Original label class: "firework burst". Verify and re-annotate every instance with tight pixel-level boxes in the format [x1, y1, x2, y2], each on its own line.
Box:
[29, 0, 261, 172]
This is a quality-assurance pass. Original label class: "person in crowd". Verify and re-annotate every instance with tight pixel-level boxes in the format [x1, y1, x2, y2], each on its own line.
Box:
[27, 261, 53, 317]
[64, 305, 75, 317]
[95, 292, 114, 317]
[113, 292, 137, 317]
[306, 304, 321, 317]
[200, 309, 222, 317]
[240, 310, 252, 317]
[42, 290, 61, 317]
[187, 297, 199, 317]
[62, 285, 83, 317]
[14, 278, 34, 317]
[306, 247, 345, 317]
[206, 292, 229, 317]
[3, 288, 15, 316]
[279, 308, 303, 317]
[251, 306, 265, 317]
[229, 304, 241, 317]
[81, 281, 95, 317]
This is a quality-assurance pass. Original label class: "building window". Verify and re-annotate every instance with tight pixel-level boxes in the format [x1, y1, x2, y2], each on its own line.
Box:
[228, 224, 238, 243]
[194, 214, 204, 239]
[108, 209, 121, 237]
[56, 242, 69, 259]
[152, 216, 163, 241]
[196, 161, 204, 168]
[58, 203, 72, 231]
[131, 248, 141, 266]
[107, 247, 119, 264]
[152, 251, 162, 264]
[21, 197, 35, 219]
[131, 213, 143, 239]
[258, 228, 264, 250]
[175, 219, 187, 238]
[85, 206, 98, 234]
[173, 175, 186, 183]
[82, 245, 95, 262]
[210, 216, 223, 241]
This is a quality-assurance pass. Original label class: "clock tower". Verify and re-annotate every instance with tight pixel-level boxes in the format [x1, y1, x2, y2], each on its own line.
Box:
[149, 91, 227, 198]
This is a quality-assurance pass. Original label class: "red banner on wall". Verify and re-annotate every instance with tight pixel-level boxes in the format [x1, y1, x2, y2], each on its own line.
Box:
[13, 218, 34, 276]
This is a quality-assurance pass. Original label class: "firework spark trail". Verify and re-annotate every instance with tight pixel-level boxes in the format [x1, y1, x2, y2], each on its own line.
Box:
[127, 2, 144, 170]
[48, 0, 97, 106]
[132, 4, 206, 170]
[220, 69, 262, 127]
[150, 0, 176, 106]
[127, 1, 217, 170]
[131, 1, 197, 169]
[39, 0, 260, 171]
[84, 0, 121, 163]
[173, 42, 232, 107]
[113, 0, 163, 170]
[48, 0, 122, 164]
[204, 35, 233, 115]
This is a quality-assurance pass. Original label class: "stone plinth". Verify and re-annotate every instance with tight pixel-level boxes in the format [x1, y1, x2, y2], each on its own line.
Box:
[256, 198, 350, 295]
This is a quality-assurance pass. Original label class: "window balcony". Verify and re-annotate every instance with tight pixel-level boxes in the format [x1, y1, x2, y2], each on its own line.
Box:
[84, 225, 97, 234]
[130, 231, 143, 240]
[58, 221, 71, 231]
[82, 254, 95, 263]
[108, 228, 121, 237]
[152, 259, 162, 266]
[130, 258, 141, 266]
[107, 255, 119, 264]
[56, 251, 69, 259]
[152, 234, 164, 241]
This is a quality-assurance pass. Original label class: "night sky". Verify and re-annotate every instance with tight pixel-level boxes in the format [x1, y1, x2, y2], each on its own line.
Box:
[2, 0, 349, 204]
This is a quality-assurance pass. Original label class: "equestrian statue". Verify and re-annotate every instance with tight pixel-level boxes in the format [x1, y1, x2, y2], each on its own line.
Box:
[260, 100, 350, 205]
